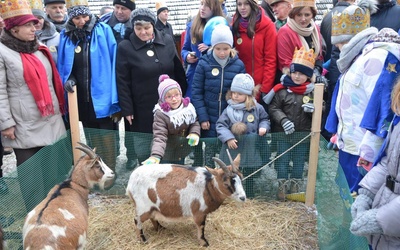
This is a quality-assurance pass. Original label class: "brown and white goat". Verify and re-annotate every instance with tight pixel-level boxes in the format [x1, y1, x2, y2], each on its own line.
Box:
[126, 153, 246, 247]
[22, 142, 115, 250]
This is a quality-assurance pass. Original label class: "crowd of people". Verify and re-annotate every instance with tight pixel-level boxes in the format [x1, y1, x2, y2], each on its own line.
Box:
[1, 0, 400, 247]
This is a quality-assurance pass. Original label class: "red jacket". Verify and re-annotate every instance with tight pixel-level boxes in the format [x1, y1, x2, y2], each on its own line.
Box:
[232, 7, 277, 97]
[277, 22, 324, 71]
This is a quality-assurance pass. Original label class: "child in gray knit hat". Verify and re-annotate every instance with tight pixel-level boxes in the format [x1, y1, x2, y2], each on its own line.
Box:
[216, 73, 270, 198]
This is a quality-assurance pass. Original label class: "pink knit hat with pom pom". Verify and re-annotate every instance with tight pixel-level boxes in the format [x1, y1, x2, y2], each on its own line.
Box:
[158, 74, 182, 103]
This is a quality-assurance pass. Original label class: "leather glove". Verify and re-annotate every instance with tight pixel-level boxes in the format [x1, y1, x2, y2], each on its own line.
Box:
[281, 120, 295, 135]
[350, 209, 383, 236]
[313, 67, 328, 85]
[110, 112, 122, 123]
[326, 134, 338, 150]
[64, 80, 76, 93]
[186, 133, 199, 146]
[351, 188, 374, 219]
[301, 103, 315, 113]
[141, 156, 160, 165]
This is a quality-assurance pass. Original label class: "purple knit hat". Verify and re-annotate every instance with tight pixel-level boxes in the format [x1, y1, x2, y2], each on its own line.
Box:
[158, 74, 182, 103]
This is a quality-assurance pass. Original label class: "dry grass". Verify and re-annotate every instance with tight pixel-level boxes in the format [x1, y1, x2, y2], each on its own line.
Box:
[87, 195, 317, 250]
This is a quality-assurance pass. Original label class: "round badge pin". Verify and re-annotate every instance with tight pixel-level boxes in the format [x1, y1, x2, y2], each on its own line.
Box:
[303, 96, 310, 104]
[147, 50, 154, 57]
[49, 46, 57, 53]
[247, 114, 255, 123]
[212, 68, 219, 76]
[237, 38, 242, 45]
[75, 46, 81, 53]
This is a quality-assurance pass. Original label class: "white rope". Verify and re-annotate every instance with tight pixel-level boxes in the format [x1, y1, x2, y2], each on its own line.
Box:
[242, 132, 313, 181]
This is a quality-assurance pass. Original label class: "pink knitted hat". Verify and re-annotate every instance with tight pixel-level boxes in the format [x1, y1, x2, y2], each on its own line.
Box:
[158, 74, 182, 103]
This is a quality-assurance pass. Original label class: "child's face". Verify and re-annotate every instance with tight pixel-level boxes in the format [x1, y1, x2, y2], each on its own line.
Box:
[213, 43, 231, 59]
[231, 91, 247, 103]
[290, 71, 308, 85]
[164, 88, 182, 110]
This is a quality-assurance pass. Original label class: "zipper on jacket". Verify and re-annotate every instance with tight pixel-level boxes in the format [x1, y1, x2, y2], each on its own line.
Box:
[218, 67, 225, 117]
[252, 35, 255, 77]
[84, 41, 90, 102]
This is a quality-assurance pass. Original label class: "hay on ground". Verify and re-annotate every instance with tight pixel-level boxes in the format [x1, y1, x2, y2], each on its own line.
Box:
[87, 195, 317, 249]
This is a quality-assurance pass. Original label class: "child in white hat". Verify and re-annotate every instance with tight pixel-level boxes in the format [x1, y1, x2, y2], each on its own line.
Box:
[142, 75, 200, 165]
[216, 73, 270, 198]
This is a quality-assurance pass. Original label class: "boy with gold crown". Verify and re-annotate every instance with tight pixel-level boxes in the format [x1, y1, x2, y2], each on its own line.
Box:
[267, 47, 316, 200]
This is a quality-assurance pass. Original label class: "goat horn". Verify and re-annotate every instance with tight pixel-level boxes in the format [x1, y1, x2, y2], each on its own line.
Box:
[226, 149, 238, 174]
[212, 157, 229, 174]
[75, 142, 96, 159]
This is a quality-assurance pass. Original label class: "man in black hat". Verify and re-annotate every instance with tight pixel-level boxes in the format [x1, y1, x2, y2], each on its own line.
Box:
[155, 1, 174, 40]
[100, 0, 135, 43]
[44, 0, 68, 32]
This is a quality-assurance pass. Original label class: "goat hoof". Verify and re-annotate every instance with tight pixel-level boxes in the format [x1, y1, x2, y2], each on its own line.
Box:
[200, 239, 209, 247]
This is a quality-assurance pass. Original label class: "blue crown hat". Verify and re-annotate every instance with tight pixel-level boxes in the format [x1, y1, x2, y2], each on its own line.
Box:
[203, 16, 229, 46]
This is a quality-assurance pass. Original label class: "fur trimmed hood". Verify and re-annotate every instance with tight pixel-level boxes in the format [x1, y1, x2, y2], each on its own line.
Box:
[0, 29, 39, 53]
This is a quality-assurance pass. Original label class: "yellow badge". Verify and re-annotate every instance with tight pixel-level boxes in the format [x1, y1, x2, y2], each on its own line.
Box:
[247, 114, 255, 123]
[387, 63, 397, 73]
[49, 46, 57, 53]
[303, 96, 310, 104]
[212, 68, 219, 76]
[147, 50, 154, 57]
[74, 46, 81, 53]
[237, 38, 242, 45]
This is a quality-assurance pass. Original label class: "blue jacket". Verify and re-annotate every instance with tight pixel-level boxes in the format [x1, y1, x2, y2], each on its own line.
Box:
[181, 21, 200, 98]
[58, 19, 120, 119]
[192, 50, 246, 138]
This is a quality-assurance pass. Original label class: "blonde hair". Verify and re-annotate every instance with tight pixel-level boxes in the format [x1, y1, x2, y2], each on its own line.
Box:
[191, 0, 224, 44]
[226, 90, 257, 111]
[210, 46, 238, 57]
[391, 77, 400, 115]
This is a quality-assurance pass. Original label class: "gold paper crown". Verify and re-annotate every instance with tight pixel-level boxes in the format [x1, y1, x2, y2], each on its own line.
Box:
[293, 0, 315, 8]
[331, 7, 370, 37]
[292, 47, 315, 69]
[29, 0, 43, 10]
[0, 0, 33, 19]
[65, 0, 88, 9]
[155, 1, 167, 11]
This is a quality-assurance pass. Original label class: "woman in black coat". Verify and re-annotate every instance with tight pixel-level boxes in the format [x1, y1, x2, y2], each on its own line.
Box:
[116, 8, 187, 162]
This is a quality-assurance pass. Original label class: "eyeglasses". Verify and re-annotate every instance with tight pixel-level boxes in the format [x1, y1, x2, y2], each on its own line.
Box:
[165, 93, 181, 101]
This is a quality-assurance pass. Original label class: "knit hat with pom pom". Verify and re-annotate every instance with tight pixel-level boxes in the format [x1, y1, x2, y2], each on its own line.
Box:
[158, 74, 182, 103]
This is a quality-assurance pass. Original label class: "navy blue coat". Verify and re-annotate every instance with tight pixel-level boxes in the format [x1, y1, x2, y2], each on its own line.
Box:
[191, 50, 246, 138]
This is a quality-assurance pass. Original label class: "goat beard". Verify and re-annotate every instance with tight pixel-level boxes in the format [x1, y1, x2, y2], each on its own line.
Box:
[231, 122, 247, 136]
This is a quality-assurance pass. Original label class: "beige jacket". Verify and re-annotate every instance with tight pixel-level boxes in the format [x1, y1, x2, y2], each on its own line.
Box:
[0, 42, 66, 149]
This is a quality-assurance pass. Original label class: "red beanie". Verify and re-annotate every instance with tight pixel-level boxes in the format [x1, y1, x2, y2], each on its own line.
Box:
[4, 14, 38, 30]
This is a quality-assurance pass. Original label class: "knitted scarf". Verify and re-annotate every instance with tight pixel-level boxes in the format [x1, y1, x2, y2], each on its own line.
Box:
[21, 45, 66, 116]
[226, 99, 249, 124]
[287, 18, 321, 58]
[264, 75, 314, 104]
[337, 27, 378, 73]
[239, 12, 261, 29]
[153, 101, 197, 128]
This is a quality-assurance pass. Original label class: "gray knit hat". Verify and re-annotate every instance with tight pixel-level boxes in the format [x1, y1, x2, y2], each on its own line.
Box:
[131, 8, 156, 26]
[231, 73, 254, 95]
[211, 24, 233, 47]
[32, 9, 45, 19]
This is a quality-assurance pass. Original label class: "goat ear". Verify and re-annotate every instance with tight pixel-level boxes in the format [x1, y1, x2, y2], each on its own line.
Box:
[232, 154, 241, 172]
[205, 166, 218, 175]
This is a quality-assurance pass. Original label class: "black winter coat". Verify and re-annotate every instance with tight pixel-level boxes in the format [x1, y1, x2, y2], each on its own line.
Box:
[371, 0, 400, 32]
[268, 89, 313, 133]
[116, 29, 187, 133]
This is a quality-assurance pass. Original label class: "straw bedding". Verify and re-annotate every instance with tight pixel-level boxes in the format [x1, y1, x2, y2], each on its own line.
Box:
[87, 195, 317, 249]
